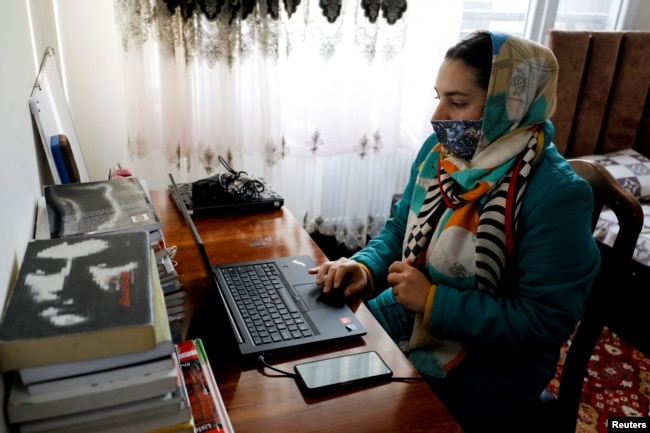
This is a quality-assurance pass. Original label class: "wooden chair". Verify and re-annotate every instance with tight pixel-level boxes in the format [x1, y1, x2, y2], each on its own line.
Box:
[537, 159, 644, 432]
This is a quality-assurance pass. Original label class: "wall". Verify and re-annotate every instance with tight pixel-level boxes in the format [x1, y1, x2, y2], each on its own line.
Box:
[55, 0, 128, 184]
[0, 1, 51, 430]
[0, 4, 45, 326]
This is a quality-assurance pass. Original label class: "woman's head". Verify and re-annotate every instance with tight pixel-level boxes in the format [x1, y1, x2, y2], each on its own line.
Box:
[431, 32, 492, 122]
[431, 31, 559, 160]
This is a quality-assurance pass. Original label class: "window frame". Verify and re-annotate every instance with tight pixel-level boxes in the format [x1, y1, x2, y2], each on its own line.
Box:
[523, 0, 640, 43]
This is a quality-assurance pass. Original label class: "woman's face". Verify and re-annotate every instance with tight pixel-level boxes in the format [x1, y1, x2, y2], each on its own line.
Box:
[431, 58, 487, 121]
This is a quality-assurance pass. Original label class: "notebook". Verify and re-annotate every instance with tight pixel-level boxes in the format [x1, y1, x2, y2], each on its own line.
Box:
[168, 174, 366, 357]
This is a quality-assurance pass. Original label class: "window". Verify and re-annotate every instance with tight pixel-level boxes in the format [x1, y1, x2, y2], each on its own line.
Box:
[460, 1, 529, 38]
[555, 0, 622, 31]
[458, 0, 639, 43]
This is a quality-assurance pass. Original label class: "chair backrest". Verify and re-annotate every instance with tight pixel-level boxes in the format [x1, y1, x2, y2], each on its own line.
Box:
[554, 159, 644, 432]
[548, 31, 650, 158]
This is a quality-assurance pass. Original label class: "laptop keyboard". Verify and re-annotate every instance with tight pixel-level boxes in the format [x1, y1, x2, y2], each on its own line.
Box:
[222, 263, 314, 346]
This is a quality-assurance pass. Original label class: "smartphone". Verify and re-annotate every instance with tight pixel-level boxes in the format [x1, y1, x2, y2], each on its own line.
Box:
[294, 351, 393, 394]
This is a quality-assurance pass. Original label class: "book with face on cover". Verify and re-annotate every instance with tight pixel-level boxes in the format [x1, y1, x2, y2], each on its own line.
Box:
[43, 177, 162, 238]
[0, 231, 157, 373]
[17, 246, 174, 384]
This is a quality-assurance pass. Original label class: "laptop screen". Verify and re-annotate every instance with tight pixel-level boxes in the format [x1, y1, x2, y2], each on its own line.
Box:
[168, 174, 213, 283]
[168, 173, 244, 344]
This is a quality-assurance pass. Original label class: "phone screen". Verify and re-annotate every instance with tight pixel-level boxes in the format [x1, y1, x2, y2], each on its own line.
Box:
[294, 351, 393, 393]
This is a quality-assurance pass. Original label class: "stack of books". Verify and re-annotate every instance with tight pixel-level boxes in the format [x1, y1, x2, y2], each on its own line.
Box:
[0, 232, 193, 432]
[40, 178, 186, 341]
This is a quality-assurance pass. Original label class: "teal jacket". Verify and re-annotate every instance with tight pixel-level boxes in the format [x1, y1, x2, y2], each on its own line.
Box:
[352, 134, 600, 392]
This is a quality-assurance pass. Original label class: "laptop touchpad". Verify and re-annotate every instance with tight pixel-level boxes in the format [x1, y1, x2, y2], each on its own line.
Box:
[295, 283, 345, 310]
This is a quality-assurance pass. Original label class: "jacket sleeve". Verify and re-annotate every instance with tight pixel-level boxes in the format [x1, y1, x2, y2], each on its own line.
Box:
[350, 135, 438, 288]
[427, 154, 601, 351]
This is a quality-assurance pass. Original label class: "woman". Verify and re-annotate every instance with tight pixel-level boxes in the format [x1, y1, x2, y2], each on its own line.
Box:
[309, 31, 600, 431]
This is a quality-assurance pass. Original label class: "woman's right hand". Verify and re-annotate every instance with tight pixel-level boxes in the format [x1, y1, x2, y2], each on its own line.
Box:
[308, 257, 369, 298]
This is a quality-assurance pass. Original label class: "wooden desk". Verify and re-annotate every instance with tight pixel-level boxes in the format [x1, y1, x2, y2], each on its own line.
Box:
[151, 190, 463, 433]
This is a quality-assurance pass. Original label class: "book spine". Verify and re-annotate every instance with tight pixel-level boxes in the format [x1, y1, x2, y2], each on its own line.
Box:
[50, 135, 71, 184]
[175, 339, 233, 433]
[193, 339, 233, 433]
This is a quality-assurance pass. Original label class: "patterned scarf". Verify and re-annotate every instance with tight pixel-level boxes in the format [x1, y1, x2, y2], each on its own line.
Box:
[403, 126, 543, 293]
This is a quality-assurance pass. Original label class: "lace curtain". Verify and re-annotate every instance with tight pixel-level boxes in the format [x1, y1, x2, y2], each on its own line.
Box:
[113, 0, 463, 249]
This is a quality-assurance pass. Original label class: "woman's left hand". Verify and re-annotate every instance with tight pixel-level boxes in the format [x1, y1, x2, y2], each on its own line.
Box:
[387, 259, 431, 313]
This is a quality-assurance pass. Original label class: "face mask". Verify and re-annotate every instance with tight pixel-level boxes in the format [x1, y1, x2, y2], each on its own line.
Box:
[431, 119, 483, 160]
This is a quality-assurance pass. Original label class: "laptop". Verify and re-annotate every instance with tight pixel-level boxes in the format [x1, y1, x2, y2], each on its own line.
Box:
[168, 174, 366, 357]
[168, 175, 284, 216]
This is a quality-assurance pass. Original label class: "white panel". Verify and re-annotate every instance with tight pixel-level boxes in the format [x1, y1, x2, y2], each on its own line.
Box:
[29, 46, 90, 184]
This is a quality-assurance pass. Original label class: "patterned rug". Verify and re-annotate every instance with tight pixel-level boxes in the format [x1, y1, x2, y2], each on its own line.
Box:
[546, 327, 650, 432]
